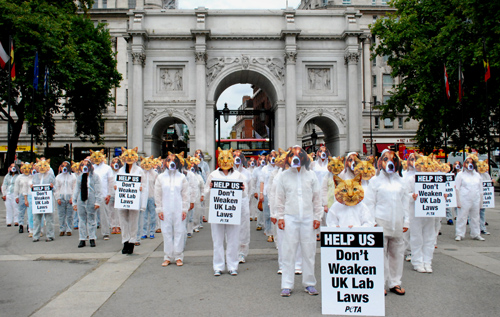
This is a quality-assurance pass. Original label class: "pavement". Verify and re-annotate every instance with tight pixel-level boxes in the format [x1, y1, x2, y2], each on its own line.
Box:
[1, 195, 500, 317]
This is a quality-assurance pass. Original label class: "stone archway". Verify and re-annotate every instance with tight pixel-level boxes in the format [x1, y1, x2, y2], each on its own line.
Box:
[297, 109, 347, 156]
[145, 112, 195, 157]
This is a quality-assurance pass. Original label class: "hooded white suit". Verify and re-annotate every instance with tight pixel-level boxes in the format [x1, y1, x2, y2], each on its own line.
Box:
[455, 168, 483, 239]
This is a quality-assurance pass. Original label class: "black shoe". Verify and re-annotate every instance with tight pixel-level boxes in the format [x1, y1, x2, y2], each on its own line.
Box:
[122, 242, 128, 254]
[78, 240, 86, 248]
[33, 239, 39, 242]
[46, 237, 54, 242]
[128, 242, 134, 254]
[485, 222, 489, 226]
[19, 225, 23, 233]
[90, 239, 96, 247]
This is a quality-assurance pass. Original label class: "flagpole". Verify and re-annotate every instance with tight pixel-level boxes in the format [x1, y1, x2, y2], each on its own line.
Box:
[7, 36, 12, 166]
[484, 39, 492, 177]
[30, 52, 36, 163]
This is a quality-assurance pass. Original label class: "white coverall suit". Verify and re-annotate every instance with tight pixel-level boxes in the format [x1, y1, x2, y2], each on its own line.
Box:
[204, 169, 248, 272]
[275, 167, 322, 290]
[55, 172, 77, 234]
[93, 162, 114, 237]
[116, 164, 146, 244]
[155, 170, 189, 262]
[73, 172, 103, 241]
[140, 168, 158, 238]
[455, 169, 483, 239]
[2, 173, 19, 225]
[405, 168, 436, 269]
[184, 170, 199, 236]
[365, 170, 409, 289]
[14, 174, 29, 227]
[32, 172, 56, 240]
[326, 201, 375, 228]
[235, 164, 252, 259]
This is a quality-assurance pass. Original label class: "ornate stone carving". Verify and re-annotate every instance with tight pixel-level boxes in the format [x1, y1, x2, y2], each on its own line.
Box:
[194, 51, 207, 64]
[132, 52, 146, 67]
[241, 55, 250, 69]
[253, 57, 285, 83]
[144, 107, 196, 127]
[285, 51, 297, 64]
[307, 68, 331, 90]
[344, 52, 360, 65]
[296, 107, 347, 127]
[160, 68, 183, 91]
[206, 57, 240, 86]
[163, 0, 177, 9]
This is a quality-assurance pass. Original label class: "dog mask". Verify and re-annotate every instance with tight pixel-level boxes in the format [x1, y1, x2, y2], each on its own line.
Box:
[233, 150, 247, 168]
[121, 147, 139, 165]
[140, 156, 155, 171]
[80, 160, 93, 174]
[218, 148, 234, 170]
[268, 151, 278, 165]
[89, 149, 106, 165]
[477, 159, 489, 174]
[377, 150, 402, 176]
[111, 157, 123, 172]
[59, 161, 71, 174]
[248, 157, 256, 167]
[317, 145, 331, 161]
[345, 152, 359, 172]
[164, 153, 181, 171]
[464, 157, 477, 171]
[36, 158, 51, 174]
[286, 146, 309, 169]
[333, 174, 364, 206]
[354, 156, 376, 181]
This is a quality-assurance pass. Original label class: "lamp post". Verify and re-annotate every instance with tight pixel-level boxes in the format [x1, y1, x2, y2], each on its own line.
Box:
[222, 103, 230, 123]
[362, 99, 380, 156]
[311, 128, 318, 153]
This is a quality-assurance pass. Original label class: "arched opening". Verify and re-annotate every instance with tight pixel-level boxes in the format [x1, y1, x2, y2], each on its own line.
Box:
[300, 116, 342, 156]
[150, 116, 191, 158]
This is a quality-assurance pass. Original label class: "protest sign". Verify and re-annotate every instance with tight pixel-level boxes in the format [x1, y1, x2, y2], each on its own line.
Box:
[482, 181, 495, 208]
[114, 174, 141, 210]
[445, 173, 457, 208]
[415, 172, 446, 217]
[209, 179, 242, 225]
[32, 185, 53, 214]
[321, 227, 385, 316]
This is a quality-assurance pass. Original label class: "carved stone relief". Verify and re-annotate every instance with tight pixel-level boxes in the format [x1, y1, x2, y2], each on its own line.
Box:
[132, 52, 146, 67]
[206, 57, 240, 86]
[296, 107, 346, 127]
[163, 0, 177, 9]
[307, 68, 331, 90]
[160, 68, 183, 91]
[344, 52, 360, 65]
[252, 57, 285, 83]
[144, 107, 195, 127]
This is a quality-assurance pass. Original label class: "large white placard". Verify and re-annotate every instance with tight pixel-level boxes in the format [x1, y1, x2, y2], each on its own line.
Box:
[445, 173, 457, 208]
[321, 227, 385, 316]
[32, 185, 53, 214]
[114, 174, 142, 210]
[209, 179, 242, 225]
[482, 181, 495, 209]
[414, 172, 446, 217]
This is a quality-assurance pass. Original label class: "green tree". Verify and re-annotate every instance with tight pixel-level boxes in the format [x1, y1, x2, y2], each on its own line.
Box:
[371, 0, 500, 154]
[0, 0, 121, 168]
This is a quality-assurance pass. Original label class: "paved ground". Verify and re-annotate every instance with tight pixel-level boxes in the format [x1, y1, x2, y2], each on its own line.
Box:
[1, 194, 500, 316]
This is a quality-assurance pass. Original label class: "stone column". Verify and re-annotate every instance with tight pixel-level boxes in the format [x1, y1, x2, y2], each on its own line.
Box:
[285, 51, 298, 147]
[130, 51, 146, 153]
[345, 52, 361, 154]
[275, 102, 286, 150]
[363, 38, 372, 106]
[195, 51, 207, 153]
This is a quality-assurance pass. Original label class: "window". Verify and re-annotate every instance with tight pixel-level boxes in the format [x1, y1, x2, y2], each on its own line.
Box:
[383, 95, 391, 104]
[92, 1, 98, 8]
[384, 118, 393, 129]
[323, 0, 328, 6]
[374, 117, 379, 129]
[372, 56, 376, 67]
[103, 0, 107, 8]
[382, 0, 387, 4]
[383, 55, 389, 64]
[398, 117, 403, 129]
[373, 96, 378, 105]
[372, 75, 377, 87]
[128, 0, 136, 9]
[372, 0, 377, 5]
[342, 0, 351, 4]
[373, 15, 377, 24]
[383, 74, 393, 88]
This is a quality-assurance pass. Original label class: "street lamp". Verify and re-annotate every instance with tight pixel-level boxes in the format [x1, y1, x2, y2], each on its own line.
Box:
[362, 99, 380, 156]
[260, 109, 266, 122]
[222, 103, 230, 123]
[311, 128, 318, 153]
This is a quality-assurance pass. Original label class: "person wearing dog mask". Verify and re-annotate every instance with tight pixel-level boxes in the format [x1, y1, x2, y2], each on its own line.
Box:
[364, 149, 409, 295]
[201, 148, 248, 276]
[232, 151, 252, 263]
[402, 153, 416, 262]
[109, 157, 123, 234]
[2, 163, 20, 227]
[339, 152, 359, 180]
[275, 146, 322, 297]
[259, 151, 278, 242]
[174, 152, 197, 240]
[247, 157, 258, 222]
[155, 153, 190, 267]
[455, 155, 484, 241]
[31, 159, 56, 242]
[187, 156, 205, 234]
[55, 162, 77, 237]
[253, 154, 267, 230]
[73, 160, 103, 248]
[115, 147, 146, 254]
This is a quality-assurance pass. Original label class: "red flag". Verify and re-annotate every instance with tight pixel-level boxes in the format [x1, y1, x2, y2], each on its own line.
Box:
[484, 60, 491, 82]
[458, 62, 464, 102]
[0, 42, 9, 69]
[444, 64, 450, 99]
[10, 40, 15, 80]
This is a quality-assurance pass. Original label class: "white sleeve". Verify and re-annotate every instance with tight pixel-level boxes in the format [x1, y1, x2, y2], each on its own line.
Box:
[181, 177, 190, 212]
[326, 204, 340, 227]
[311, 172, 323, 222]
[154, 176, 163, 214]
[275, 176, 286, 220]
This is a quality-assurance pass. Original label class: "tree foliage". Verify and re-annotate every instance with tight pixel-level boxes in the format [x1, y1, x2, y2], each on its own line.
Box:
[371, 0, 500, 154]
[0, 0, 121, 167]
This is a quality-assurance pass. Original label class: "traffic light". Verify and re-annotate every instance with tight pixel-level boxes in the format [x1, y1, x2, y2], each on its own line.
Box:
[63, 144, 70, 157]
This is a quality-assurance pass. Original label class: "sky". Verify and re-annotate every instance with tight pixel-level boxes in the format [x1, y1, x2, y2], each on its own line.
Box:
[179, 0, 301, 10]
[178, 0, 302, 138]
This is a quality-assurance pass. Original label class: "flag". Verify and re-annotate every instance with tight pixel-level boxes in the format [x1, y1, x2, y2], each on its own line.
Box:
[484, 41, 491, 82]
[33, 52, 39, 91]
[0, 42, 9, 69]
[10, 40, 15, 80]
[44, 66, 49, 96]
[458, 61, 464, 102]
[444, 64, 450, 99]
